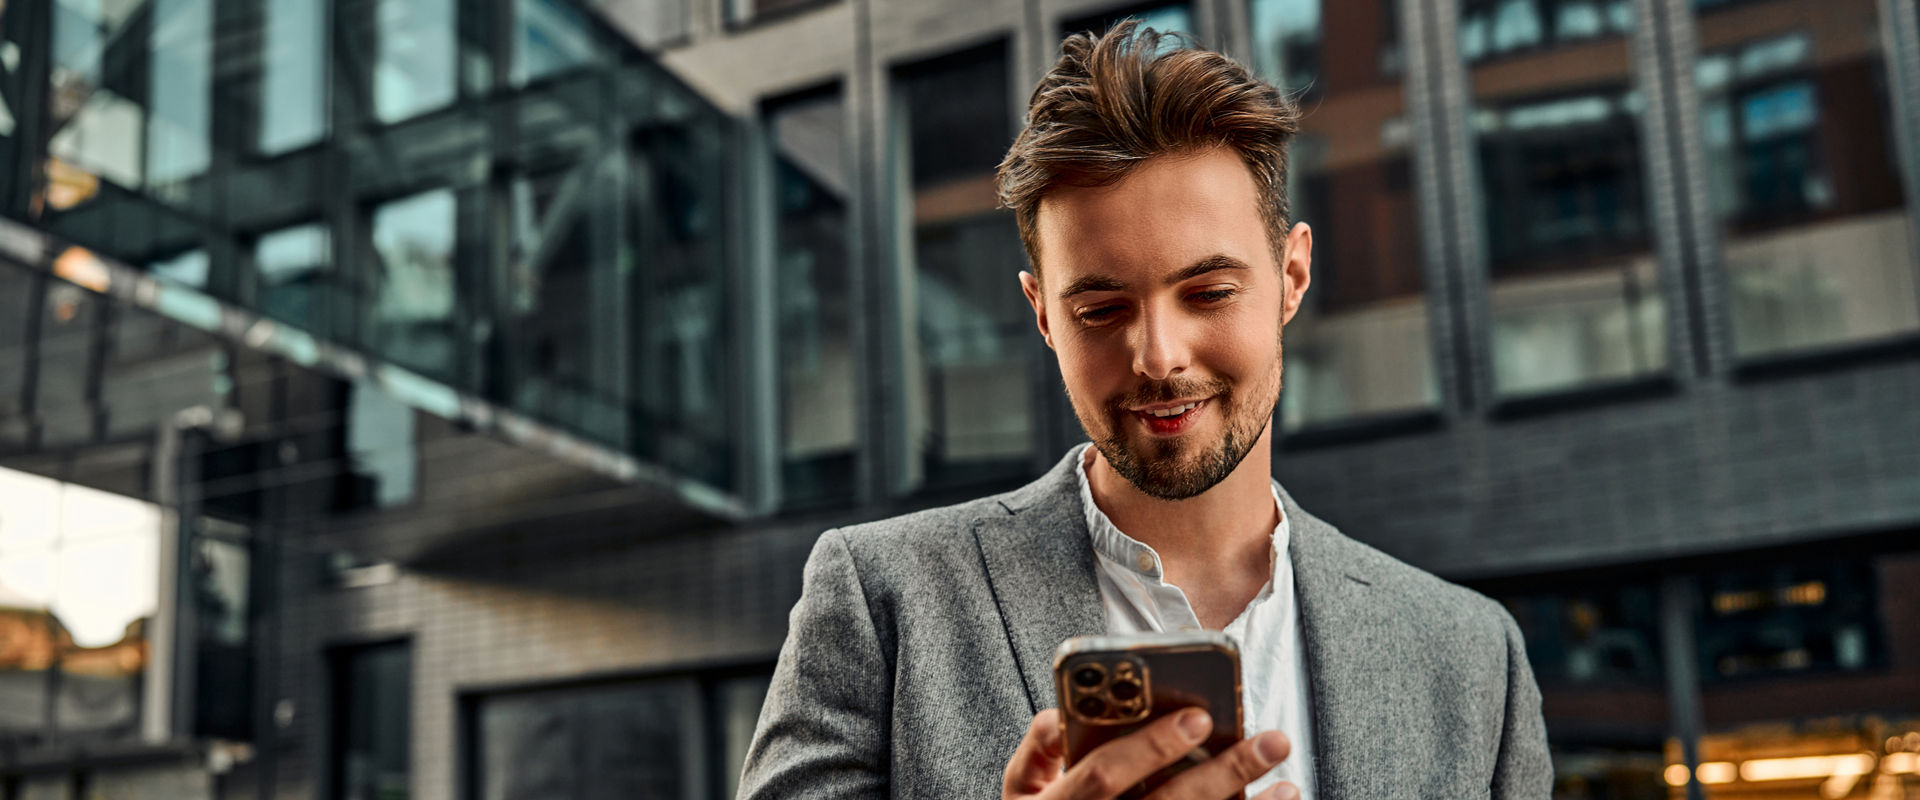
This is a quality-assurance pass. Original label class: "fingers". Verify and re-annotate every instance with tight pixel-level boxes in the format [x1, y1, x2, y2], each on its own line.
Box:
[1148, 731, 1291, 800]
[1003, 710, 1068, 797]
[1251, 781, 1300, 800]
[1052, 708, 1218, 800]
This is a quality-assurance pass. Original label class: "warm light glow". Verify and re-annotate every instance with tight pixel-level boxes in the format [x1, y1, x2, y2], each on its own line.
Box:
[1665, 764, 1690, 786]
[1884, 752, 1917, 774]
[1697, 762, 1738, 784]
[1740, 753, 1876, 782]
[53, 246, 111, 293]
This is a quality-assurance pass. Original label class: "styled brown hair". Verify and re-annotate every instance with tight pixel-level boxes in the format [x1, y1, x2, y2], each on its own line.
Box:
[996, 21, 1300, 279]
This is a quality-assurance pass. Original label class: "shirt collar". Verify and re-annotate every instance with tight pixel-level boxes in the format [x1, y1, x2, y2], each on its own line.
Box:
[1073, 443, 1292, 585]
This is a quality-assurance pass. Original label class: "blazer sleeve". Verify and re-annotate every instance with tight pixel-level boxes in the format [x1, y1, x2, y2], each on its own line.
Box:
[1491, 605, 1554, 798]
[736, 529, 892, 800]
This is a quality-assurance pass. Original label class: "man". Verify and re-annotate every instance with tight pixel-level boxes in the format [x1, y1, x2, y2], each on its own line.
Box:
[739, 21, 1551, 800]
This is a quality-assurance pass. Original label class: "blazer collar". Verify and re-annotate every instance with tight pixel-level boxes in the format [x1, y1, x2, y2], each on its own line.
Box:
[1282, 485, 1391, 799]
[973, 448, 1106, 714]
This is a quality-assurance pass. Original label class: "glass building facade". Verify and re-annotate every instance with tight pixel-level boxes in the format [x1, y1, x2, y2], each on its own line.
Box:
[0, 0, 1917, 798]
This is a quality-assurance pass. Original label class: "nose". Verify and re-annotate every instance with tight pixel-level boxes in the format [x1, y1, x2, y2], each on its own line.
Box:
[1131, 304, 1191, 381]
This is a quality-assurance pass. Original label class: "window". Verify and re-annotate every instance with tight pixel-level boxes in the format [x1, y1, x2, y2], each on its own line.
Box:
[1692, 0, 1918, 360]
[1458, 0, 1633, 63]
[369, 189, 460, 381]
[500, 163, 627, 445]
[258, 0, 330, 153]
[332, 641, 411, 800]
[1460, 0, 1666, 398]
[766, 86, 855, 506]
[472, 680, 704, 799]
[145, 0, 213, 185]
[512, 0, 600, 87]
[1059, 2, 1195, 40]
[366, 0, 457, 123]
[634, 108, 736, 489]
[0, 467, 161, 739]
[254, 224, 337, 337]
[464, 670, 774, 800]
[1249, 0, 1439, 430]
[892, 41, 1032, 490]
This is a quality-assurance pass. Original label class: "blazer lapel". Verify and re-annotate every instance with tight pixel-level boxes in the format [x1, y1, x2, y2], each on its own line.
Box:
[1282, 486, 1389, 800]
[973, 449, 1107, 714]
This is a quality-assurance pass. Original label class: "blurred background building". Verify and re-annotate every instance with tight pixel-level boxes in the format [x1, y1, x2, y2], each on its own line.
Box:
[0, 0, 1915, 797]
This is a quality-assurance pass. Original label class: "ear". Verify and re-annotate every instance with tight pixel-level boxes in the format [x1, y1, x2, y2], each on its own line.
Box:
[1019, 270, 1055, 350]
[1279, 222, 1313, 326]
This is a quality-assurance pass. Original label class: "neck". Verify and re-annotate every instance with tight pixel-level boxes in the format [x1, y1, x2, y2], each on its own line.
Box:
[1085, 422, 1279, 571]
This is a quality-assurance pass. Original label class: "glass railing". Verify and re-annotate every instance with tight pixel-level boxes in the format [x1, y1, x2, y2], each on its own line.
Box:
[0, 0, 745, 500]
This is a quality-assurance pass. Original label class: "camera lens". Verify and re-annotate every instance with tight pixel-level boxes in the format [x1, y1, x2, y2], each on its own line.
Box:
[1072, 666, 1104, 688]
[1109, 679, 1142, 701]
[1075, 696, 1107, 718]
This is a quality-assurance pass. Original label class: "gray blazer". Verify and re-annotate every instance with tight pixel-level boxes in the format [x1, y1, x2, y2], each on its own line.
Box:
[739, 449, 1553, 798]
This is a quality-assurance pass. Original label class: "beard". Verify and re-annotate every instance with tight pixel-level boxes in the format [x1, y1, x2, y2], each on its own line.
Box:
[1072, 348, 1283, 501]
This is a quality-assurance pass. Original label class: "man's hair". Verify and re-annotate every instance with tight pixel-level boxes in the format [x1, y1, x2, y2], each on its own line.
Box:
[996, 21, 1300, 279]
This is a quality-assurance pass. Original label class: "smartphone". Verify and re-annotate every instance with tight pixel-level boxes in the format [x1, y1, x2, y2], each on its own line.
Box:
[1052, 631, 1245, 800]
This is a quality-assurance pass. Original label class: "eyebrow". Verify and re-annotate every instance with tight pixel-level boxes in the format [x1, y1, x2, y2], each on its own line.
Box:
[1056, 254, 1252, 301]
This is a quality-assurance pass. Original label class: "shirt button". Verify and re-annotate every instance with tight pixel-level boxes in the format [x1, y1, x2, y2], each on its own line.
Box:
[1135, 551, 1154, 572]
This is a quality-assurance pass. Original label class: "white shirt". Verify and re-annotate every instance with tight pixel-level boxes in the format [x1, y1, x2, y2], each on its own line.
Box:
[1075, 444, 1317, 799]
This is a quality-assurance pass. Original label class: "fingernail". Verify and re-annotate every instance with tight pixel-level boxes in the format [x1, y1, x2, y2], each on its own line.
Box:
[1178, 709, 1212, 741]
[1255, 732, 1287, 763]
[1276, 783, 1299, 800]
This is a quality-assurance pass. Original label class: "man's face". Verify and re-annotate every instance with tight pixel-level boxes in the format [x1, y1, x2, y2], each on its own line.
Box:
[1021, 148, 1312, 500]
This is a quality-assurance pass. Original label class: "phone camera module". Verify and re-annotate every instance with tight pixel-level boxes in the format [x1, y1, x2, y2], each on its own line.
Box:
[1074, 696, 1108, 719]
[1072, 665, 1105, 688]
[1108, 679, 1142, 701]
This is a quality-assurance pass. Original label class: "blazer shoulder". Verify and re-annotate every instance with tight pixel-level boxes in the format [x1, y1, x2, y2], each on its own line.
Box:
[1319, 526, 1512, 633]
[825, 491, 1015, 576]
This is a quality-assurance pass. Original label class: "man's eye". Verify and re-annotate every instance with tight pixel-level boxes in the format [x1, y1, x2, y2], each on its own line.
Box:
[1077, 305, 1122, 322]
[1191, 288, 1237, 303]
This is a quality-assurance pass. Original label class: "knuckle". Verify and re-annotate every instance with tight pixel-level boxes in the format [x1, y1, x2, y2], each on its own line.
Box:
[1080, 763, 1125, 797]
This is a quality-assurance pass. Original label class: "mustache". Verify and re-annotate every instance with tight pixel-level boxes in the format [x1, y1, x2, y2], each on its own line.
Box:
[1106, 377, 1232, 412]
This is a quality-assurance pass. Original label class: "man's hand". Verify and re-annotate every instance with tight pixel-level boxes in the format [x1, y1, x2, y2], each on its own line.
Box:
[1001, 708, 1299, 800]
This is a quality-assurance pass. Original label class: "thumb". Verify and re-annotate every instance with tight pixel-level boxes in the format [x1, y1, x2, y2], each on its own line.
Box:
[1003, 709, 1068, 797]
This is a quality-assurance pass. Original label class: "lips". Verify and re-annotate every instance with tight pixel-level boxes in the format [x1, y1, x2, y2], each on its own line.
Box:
[1131, 398, 1208, 435]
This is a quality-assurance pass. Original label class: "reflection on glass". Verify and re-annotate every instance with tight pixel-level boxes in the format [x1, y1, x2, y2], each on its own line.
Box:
[0, 467, 158, 737]
[894, 42, 1030, 489]
[476, 680, 699, 800]
[372, 0, 457, 123]
[503, 164, 626, 444]
[1060, 3, 1195, 40]
[334, 642, 411, 800]
[1695, 560, 1882, 683]
[370, 189, 458, 380]
[1461, 0, 1666, 397]
[1458, 0, 1633, 63]
[150, 249, 209, 288]
[1692, 0, 1918, 359]
[256, 224, 334, 334]
[347, 381, 418, 509]
[146, 0, 211, 186]
[636, 111, 734, 488]
[1251, 0, 1438, 430]
[49, 0, 147, 191]
[768, 87, 855, 505]
[513, 0, 599, 86]
[260, 0, 329, 153]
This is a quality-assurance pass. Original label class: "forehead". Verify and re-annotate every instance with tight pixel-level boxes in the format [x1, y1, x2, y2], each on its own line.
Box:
[1033, 148, 1270, 283]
